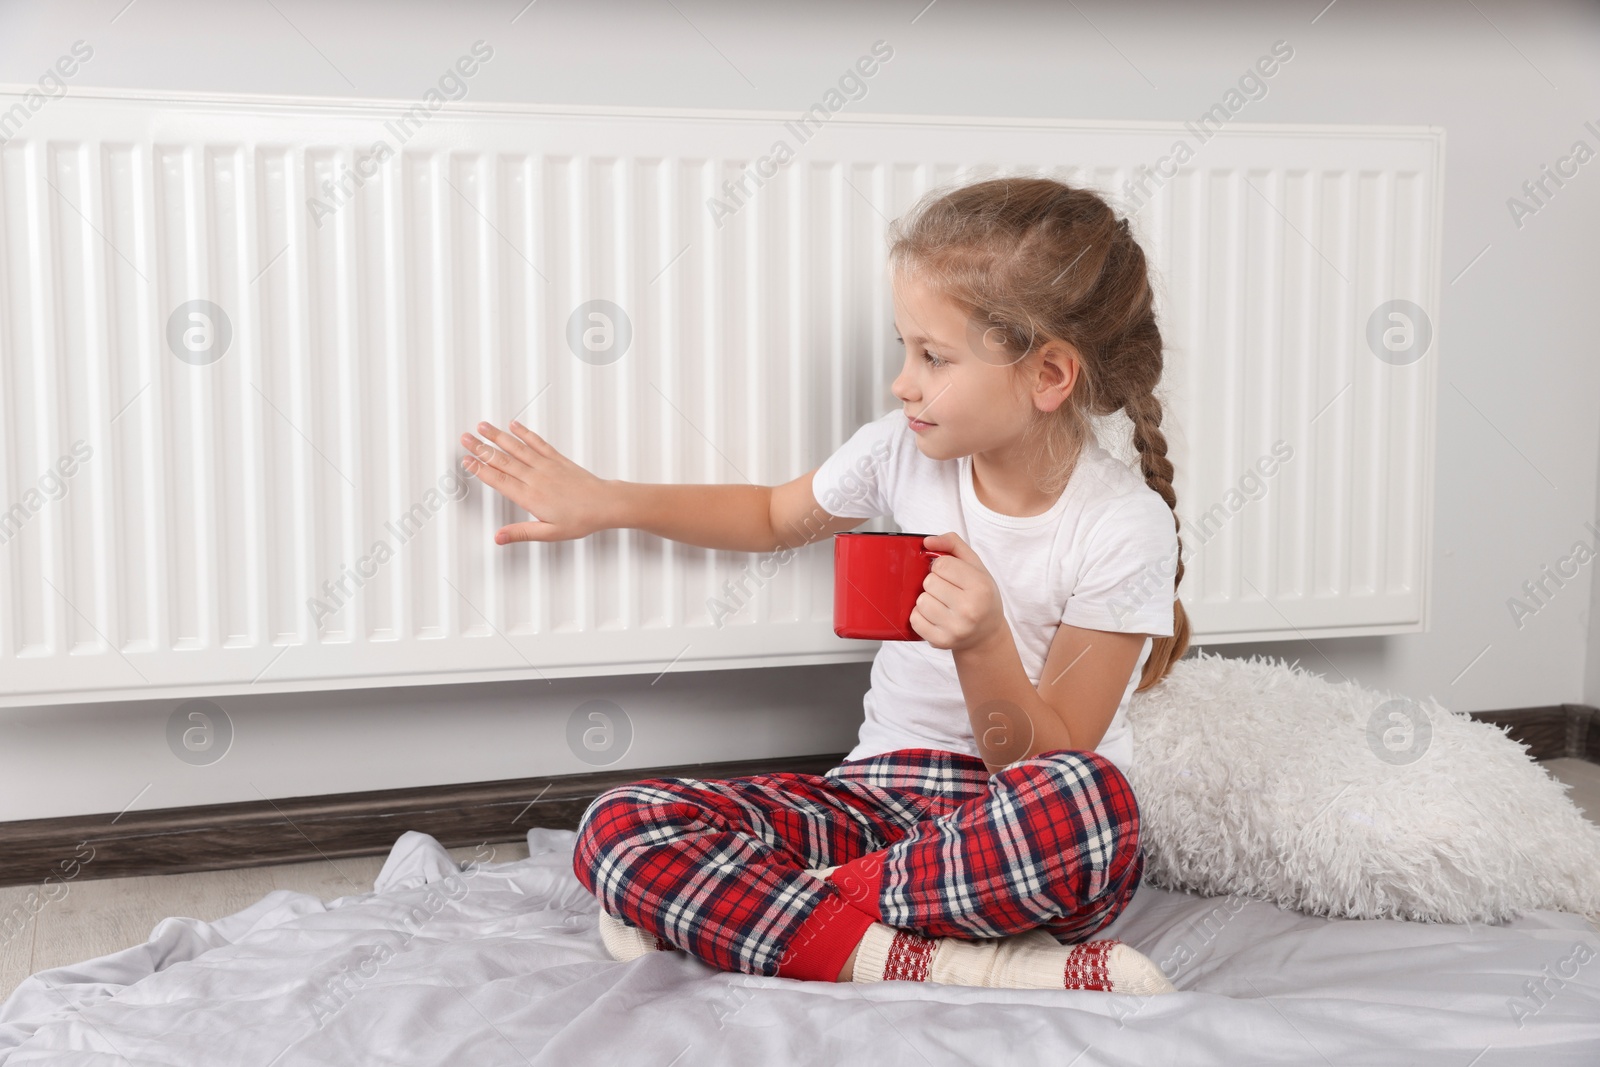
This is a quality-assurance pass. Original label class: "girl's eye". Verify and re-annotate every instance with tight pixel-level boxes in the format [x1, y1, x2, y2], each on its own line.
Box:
[896, 337, 944, 367]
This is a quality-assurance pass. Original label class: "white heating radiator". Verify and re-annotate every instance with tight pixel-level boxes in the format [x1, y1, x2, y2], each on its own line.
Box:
[0, 88, 1442, 707]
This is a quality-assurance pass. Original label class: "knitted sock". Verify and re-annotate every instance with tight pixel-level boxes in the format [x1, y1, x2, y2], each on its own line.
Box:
[848, 921, 1175, 994]
[597, 909, 679, 962]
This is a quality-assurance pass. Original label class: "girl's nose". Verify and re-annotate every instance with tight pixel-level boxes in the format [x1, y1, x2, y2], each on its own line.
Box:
[891, 374, 915, 405]
[891, 358, 917, 404]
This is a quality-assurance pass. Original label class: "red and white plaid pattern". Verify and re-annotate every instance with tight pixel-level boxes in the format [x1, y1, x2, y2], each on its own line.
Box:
[1062, 938, 1117, 990]
[572, 746, 1144, 978]
[882, 930, 937, 982]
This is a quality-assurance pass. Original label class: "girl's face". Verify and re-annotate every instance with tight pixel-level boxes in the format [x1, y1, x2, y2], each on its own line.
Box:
[890, 269, 1067, 463]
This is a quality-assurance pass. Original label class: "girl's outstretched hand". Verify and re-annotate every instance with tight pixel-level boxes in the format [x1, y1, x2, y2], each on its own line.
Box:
[459, 420, 614, 545]
[911, 532, 1007, 653]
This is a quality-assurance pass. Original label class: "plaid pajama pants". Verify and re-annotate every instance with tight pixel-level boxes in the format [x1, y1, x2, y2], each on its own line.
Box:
[572, 745, 1145, 982]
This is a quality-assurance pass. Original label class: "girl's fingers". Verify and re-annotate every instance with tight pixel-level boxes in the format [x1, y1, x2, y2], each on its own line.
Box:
[507, 420, 556, 458]
[460, 432, 528, 480]
[495, 521, 549, 544]
[921, 572, 955, 607]
[927, 557, 972, 592]
[477, 421, 540, 466]
[461, 452, 490, 482]
[462, 450, 521, 496]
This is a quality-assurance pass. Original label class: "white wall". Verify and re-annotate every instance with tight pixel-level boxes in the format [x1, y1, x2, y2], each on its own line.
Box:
[2, 0, 1598, 821]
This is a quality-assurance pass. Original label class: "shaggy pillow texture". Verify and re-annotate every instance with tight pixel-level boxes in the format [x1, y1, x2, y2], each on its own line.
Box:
[1126, 651, 1600, 924]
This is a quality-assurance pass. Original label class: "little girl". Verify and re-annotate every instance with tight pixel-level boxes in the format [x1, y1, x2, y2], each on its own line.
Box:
[460, 176, 1191, 995]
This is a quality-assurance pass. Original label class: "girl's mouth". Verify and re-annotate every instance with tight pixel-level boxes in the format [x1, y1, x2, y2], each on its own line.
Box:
[908, 415, 935, 432]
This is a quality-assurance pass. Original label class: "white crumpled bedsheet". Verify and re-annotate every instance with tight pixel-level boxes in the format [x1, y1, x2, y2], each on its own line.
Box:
[2, 828, 1596, 1066]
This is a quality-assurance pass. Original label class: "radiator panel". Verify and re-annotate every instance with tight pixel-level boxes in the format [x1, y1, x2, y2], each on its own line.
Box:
[0, 92, 1443, 705]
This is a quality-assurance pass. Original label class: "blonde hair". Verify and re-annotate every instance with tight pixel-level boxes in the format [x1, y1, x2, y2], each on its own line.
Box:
[886, 176, 1190, 691]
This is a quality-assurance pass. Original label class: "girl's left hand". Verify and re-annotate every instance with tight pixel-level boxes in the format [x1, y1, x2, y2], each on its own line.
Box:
[911, 532, 1006, 652]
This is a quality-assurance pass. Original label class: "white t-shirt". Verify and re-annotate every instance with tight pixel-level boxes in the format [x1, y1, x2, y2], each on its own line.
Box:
[811, 407, 1178, 781]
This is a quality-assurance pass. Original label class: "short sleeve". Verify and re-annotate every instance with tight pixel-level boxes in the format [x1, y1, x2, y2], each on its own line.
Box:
[1060, 492, 1178, 636]
[809, 410, 901, 519]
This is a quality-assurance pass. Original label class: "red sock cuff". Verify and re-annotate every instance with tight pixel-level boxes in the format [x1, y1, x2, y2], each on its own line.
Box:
[826, 851, 886, 921]
[775, 888, 878, 983]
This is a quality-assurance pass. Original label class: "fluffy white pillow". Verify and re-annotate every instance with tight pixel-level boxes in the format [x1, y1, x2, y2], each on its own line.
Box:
[1126, 651, 1600, 924]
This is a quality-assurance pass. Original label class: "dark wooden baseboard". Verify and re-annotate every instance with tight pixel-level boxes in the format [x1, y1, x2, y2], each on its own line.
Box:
[0, 751, 848, 889]
[2, 703, 1596, 891]
[1468, 703, 1600, 763]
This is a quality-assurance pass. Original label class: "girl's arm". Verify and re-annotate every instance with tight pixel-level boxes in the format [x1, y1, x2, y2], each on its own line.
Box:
[957, 622, 1149, 772]
[460, 419, 784, 552]
[911, 530, 1148, 772]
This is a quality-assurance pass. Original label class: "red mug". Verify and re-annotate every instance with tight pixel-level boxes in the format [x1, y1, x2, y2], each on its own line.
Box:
[833, 532, 953, 641]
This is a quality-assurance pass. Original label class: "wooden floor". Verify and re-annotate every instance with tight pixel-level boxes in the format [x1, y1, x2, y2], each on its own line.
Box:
[1551, 755, 1600, 823]
[3, 759, 1599, 1005]
[0, 839, 532, 1005]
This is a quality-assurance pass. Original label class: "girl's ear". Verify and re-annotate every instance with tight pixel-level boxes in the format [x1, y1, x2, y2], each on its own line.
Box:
[1034, 340, 1080, 412]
